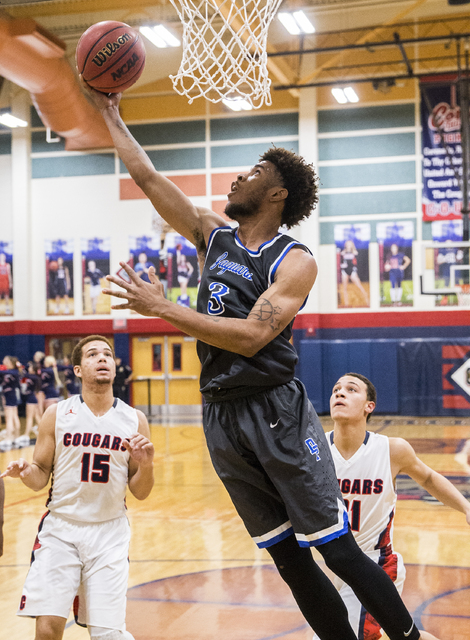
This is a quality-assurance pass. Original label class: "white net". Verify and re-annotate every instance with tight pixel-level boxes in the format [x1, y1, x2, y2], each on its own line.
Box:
[169, 0, 283, 108]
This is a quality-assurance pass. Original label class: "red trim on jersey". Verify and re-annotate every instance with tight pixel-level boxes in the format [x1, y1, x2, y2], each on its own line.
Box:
[30, 510, 50, 564]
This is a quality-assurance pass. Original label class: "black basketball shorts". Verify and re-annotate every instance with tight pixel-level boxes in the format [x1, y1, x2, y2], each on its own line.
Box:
[203, 378, 348, 548]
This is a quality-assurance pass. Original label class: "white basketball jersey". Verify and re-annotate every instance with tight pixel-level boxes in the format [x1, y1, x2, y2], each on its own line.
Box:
[47, 395, 138, 523]
[326, 431, 397, 553]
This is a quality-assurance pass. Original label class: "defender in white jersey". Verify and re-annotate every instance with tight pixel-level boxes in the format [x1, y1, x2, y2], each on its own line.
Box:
[2, 335, 154, 640]
[313, 373, 470, 640]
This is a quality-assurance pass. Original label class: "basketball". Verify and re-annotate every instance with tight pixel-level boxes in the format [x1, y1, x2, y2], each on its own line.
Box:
[76, 21, 146, 93]
[49, 260, 58, 271]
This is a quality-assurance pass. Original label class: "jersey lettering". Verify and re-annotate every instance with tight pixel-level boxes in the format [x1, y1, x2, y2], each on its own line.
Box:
[351, 479, 361, 494]
[305, 438, 321, 461]
[63, 432, 126, 452]
[373, 479, 383, 494]
[209, 252, 253, 280]
[339, 477, 384, 495]
[207, 282, 230, 315]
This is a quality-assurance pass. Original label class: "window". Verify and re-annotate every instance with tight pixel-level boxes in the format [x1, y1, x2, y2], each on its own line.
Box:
[172, 343, 182, 371]
[152, 344, 162, 371]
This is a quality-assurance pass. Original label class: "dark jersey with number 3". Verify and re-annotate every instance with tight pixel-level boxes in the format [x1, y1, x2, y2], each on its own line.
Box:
[197, 226, 311, 400]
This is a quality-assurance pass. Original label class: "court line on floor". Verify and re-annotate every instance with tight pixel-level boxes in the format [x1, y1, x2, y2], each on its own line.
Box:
[413, 584, 470, 628]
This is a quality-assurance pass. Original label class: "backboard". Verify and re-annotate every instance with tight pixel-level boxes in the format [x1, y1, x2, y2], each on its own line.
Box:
[420, 241, 470, 303]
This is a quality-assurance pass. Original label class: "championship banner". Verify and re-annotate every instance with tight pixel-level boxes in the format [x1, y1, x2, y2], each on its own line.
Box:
[420, 77, 463, 222]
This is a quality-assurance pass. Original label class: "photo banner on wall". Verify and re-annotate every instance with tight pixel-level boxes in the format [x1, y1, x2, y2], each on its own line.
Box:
[430, 219, 464, 307]
[45, 239, 74, 316]
[128, 235, 160, 313]
[164, 232, 199, 308]
[81, 238, 111, 315]
[0, 241, 13, 316]
[420, 77, 463, 222]
[334, 224, 370, 309]
[377, 222, 413, 307]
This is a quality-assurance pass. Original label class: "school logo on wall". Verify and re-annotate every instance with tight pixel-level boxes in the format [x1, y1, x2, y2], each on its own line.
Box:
[442, 345, 470, 409]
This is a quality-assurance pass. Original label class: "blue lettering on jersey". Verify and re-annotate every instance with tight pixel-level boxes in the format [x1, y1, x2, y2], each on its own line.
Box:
[208, 282, 229, 315]
[209, 252, 253, 281]
[305, 438, 321, 461]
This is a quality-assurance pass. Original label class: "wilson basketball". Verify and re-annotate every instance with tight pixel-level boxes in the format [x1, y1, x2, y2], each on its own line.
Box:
[76, 21, 146, 93]
[49, 261, 58, 272]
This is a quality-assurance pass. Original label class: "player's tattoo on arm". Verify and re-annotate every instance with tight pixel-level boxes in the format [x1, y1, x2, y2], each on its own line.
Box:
[248, 298, 282, 332]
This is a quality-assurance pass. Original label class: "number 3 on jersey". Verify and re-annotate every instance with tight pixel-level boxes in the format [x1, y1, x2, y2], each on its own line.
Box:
[208, 282, 229, 315]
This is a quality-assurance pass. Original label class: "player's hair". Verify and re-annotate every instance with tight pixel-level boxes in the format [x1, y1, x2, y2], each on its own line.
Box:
[259, 147, 319, 229]
[72, 335, 115, 367]
[344, 372, 377, 422]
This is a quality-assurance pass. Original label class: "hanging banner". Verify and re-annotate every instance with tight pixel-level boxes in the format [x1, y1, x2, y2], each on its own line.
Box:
[45, 239, 74, 316]
[0, 241, 13, 316]
[420, 77, 463, 222]
[377, 221, 413, 307]
[165, 232, 199, 308]
[127, 235, 160, 314]
[334, 224, 370, 309]
[81, 237, 111, 315]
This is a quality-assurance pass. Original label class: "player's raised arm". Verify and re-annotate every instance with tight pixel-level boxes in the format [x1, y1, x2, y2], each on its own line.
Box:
[390, 437, 470, 525]
[79, 80, 223, 250]
[105, 247, 316, 358]
[126, 410, 155, 500]
[0, 405, 56, 491]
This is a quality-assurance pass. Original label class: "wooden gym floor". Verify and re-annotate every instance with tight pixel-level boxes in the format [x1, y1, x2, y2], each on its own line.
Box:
[1, 414, 469, 640]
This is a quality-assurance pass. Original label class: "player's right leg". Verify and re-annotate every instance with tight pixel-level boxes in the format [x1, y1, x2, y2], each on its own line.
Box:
[35, 615, 67, 640]
[18, 514, 82, 628]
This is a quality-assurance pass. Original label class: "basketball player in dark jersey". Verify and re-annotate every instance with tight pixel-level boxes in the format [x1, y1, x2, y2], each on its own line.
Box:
[83, 80, 421, 640]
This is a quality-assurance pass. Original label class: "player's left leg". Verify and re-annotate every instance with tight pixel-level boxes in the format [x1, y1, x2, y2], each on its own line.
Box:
[78, 516, 131, 632]
[317, 530, 420, 640]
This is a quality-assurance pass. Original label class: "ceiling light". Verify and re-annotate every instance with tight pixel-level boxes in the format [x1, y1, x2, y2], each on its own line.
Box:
[343, 86, 359, 102]
[278, 11, 315, 35]
[278, 13, 301, 35]
[222, 98, 253, 111]
[292, 11, 315, 34]
[139, 25, 180, 48]
[331, 87, 359, 104]
[153, 25, 181, 47]
[0, 113, 27, 128]
[331, 88, 348, 104]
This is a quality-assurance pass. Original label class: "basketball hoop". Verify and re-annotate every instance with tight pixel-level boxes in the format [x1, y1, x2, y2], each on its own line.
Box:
[168, 0, 283, 108]
[456, 283, 470, 307]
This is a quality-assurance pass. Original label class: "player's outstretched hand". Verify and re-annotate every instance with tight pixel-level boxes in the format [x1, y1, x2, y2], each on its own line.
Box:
[123, 433, 155, 467]
[78, 74, 122, 112]
[0, 459, 32, 479]
[103, 262, 167, 317]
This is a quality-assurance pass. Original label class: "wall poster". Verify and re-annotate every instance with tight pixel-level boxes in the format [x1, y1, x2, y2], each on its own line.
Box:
[45, 239, 74, 316]
[82, 237, 111, 315]
[335, 224, 370, 309]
